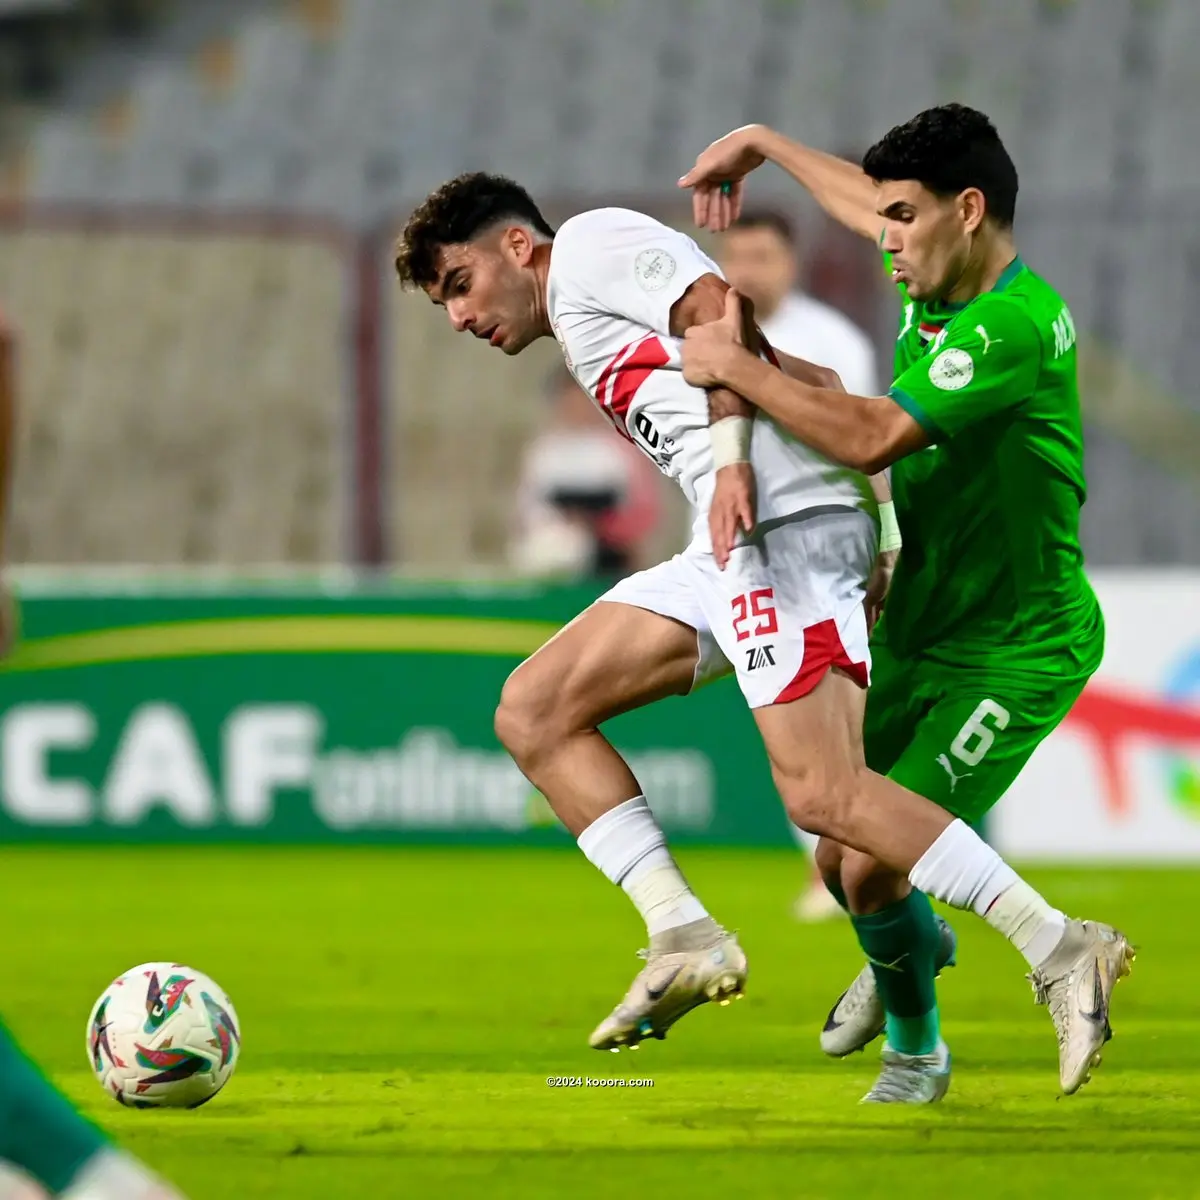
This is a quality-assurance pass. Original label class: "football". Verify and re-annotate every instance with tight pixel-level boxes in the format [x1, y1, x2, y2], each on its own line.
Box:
[86, 962, 241, 1108]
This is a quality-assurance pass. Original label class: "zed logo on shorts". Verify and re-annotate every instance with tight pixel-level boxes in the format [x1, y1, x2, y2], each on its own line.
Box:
[745, 645, 776, 671]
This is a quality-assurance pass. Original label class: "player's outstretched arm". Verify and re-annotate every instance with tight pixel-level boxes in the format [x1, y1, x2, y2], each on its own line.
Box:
[679, 125, 880, 241]
[682, 289, 927, 475]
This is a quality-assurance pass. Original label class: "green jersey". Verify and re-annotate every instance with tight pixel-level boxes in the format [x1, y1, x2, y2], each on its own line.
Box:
[880, 256, 1103, 679]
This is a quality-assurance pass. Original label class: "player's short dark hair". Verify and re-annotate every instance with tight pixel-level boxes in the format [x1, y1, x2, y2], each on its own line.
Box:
[394, 171, 556, 288]
[862, 104, 1018, 228]
[728, 209, 797, 247]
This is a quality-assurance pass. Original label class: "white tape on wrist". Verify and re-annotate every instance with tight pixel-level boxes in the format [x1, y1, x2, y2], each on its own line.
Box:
[710, 415, 753, 470]
[878, 500, 902, 552]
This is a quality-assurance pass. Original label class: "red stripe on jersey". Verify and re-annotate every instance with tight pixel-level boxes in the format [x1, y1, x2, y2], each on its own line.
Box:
[593, 335, 647, 440]
[606, 335, 670, 439]
[594, 335, 640, 404]
[772, 618, 869, 705]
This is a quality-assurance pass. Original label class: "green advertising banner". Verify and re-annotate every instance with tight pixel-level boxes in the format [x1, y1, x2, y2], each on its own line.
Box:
[0, 581, 794, 846]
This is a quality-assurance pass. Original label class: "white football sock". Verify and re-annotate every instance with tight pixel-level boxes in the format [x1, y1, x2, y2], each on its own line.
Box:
[578, 796, 709, 935]
[982, 878, 1068, 968]
[908, 819, 1066, 967]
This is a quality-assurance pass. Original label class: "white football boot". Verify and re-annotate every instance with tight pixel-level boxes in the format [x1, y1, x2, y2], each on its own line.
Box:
[1026, 918, 1134, 1094]
[589, 918, 747, 1051]
[861, 1041, 952, 1105]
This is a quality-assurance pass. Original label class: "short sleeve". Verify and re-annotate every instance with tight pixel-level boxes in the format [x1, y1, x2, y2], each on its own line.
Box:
[550, 208, 720, 334]
[887, 301, 1041, 440]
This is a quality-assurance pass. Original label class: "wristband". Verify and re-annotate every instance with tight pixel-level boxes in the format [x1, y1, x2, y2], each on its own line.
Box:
[878, 500, 902, 552]
[710, 415, 753, 469]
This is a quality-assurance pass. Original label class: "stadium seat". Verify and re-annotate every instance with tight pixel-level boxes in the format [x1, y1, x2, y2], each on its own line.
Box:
[2, 0, 1197, 567]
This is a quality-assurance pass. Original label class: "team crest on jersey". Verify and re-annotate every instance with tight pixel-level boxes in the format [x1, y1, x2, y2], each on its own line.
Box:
[634, 249, 677, 292]
[928, 347, 974, 390]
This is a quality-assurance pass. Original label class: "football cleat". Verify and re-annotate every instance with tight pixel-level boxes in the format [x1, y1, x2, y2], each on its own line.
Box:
[1027, 918, 1134, 1095]
[588, 919, 746, 1051]
[860, 1041, 952, 1104]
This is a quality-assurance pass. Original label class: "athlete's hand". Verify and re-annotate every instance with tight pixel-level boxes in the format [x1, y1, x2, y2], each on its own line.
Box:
[678, 125, 770, 232]
[682, 287, 751, 389]
[864, 549, 898, 633]
[710, 463, 756, 570]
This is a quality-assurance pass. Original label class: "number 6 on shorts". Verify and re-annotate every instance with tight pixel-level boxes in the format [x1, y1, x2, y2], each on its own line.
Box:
[949, 699, 1011, 767]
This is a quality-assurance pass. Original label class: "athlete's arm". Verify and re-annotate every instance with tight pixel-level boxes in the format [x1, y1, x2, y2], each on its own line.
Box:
[670, 272, 757, 568]
[670, 273, 756, 424]
[679, 125, 880, 241]
[682, 290, 927, 474]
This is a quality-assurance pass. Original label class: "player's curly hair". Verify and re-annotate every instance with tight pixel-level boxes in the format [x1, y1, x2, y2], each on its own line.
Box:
[394, 172, 556, 288]
[863, 103, 1018, 228]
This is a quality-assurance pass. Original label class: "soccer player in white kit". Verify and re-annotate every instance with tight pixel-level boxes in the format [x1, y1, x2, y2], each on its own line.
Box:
[395, 174, 1098, 1077]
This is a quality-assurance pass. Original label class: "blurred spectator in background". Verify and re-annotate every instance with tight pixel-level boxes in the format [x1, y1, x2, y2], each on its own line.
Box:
[720, 210, 879, 924]
[719, 210, 878, 398]
[509, 365, 662, 581]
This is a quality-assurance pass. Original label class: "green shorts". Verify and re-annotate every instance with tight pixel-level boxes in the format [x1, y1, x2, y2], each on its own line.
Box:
[864, 641, 1090, 824]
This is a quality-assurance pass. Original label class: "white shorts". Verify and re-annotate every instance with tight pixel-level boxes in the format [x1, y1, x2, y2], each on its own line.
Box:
[599, 508, 876, 709]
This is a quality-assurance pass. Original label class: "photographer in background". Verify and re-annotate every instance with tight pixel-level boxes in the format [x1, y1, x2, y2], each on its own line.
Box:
[510, 365, 662, 581]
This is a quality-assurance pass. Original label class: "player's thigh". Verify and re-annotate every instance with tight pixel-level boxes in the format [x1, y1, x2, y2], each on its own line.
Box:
[692, 510, 876, 819]
[694, 509, 876, 714]
[498, 558, 728, 740]
[886, 676, 1085, 823]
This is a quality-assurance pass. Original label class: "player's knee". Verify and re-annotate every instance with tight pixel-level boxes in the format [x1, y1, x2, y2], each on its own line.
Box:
[773, 759, 866, 841]
[494, 657, 586, 768]
[839, 850, 907, 915]
[494, 662, 552, 766]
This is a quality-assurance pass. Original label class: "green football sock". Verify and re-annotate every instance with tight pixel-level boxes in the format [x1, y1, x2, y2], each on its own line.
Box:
[0, 1018, 108, 1193]
[850, 889, 942, 1056]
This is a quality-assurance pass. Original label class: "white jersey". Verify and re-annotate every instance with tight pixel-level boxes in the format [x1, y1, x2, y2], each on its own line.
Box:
[546, 208, 873, 548]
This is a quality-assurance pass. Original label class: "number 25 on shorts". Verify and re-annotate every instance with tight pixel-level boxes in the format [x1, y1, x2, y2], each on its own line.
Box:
[949, 698, 1011, 767]
[732, 588, 778, 642]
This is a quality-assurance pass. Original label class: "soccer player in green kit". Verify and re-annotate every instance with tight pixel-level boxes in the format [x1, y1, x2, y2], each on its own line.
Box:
[678, 104, 1132, 1102]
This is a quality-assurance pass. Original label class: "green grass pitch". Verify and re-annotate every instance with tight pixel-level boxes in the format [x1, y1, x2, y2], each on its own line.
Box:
[4, 848, 1197, 1199]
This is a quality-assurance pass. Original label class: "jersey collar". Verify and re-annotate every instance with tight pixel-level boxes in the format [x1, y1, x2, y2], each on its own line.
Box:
[924, 254, 1025, 318]
[992, 254, 1025, 293]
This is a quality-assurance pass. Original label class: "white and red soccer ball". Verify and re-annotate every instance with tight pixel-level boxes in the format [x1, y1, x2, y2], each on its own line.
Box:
[86, 962, 241, 1108]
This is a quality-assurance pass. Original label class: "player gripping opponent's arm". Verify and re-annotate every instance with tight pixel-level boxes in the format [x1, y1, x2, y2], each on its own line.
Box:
[682, 284, 1040, 477]
[682, 287, 925, 474]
